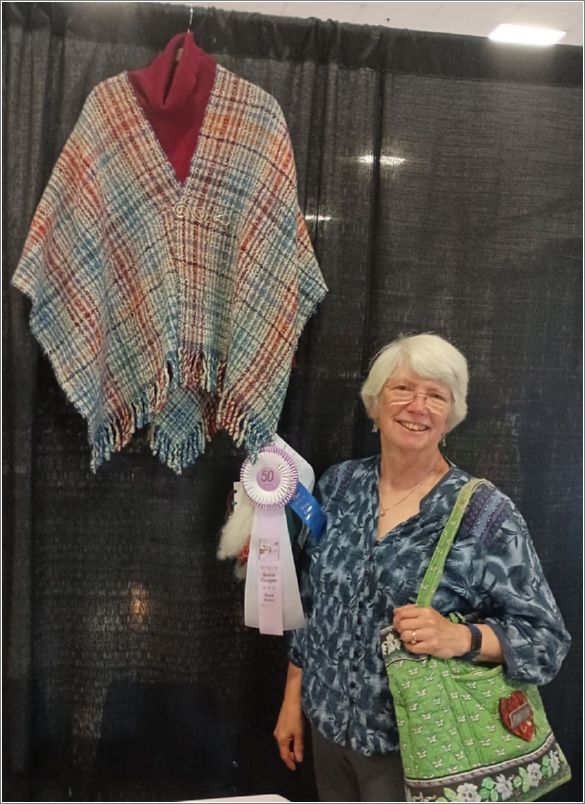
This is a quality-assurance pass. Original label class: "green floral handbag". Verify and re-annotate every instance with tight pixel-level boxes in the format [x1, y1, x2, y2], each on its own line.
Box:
[381, 479, 571, 803]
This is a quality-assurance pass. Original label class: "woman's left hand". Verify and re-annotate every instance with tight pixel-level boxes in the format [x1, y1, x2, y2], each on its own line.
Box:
[392, 604, 469, 659]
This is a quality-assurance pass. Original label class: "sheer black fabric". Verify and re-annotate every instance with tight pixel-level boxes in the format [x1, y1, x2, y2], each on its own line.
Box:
[3, 3, 582, 801]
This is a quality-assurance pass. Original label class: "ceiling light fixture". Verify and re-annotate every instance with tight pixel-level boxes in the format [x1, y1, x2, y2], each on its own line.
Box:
[488, 24, 566, 46]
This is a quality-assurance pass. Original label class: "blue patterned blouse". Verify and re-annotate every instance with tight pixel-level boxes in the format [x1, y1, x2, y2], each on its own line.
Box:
[288, 456, 571, 757]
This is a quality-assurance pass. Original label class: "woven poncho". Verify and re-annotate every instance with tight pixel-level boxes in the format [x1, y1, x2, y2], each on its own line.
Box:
[12, 64, 327, 473]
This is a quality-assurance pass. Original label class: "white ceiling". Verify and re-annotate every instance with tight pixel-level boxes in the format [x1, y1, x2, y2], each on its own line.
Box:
[186, 2, 583, 46]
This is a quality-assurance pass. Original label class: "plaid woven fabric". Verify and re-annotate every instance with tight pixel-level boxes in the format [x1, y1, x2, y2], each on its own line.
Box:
[12, 65, 327, 473]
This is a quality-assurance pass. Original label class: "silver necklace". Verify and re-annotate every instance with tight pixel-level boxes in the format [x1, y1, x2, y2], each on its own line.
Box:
[379, 459, 441, 517]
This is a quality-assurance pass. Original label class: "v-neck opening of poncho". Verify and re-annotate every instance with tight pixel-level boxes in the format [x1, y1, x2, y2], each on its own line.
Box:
[122, 65, 222, 194]
[374, 459, 457, 545]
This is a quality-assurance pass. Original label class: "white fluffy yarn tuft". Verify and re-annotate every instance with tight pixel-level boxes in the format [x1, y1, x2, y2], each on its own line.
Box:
[217, 493, 254, 559]
[233, 562, 248, 581]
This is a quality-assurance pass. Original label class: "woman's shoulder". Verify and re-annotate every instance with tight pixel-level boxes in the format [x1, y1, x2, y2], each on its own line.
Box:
[454, 470, 522, 543]
[317, 455, 377, 499]
[320, 454, 377, 481]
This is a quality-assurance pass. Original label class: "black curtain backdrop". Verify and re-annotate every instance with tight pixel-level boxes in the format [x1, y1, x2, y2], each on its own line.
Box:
[3, 3, 582, 801]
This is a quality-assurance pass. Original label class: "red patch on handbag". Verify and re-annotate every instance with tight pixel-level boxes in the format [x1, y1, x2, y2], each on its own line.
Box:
[499, 691, 535, 741]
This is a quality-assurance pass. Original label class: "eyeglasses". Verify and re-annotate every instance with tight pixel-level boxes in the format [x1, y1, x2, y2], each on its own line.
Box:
[384, 383, 451, 413]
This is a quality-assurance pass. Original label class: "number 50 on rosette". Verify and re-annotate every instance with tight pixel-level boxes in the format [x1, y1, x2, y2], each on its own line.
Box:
[241, 446, 304, 635]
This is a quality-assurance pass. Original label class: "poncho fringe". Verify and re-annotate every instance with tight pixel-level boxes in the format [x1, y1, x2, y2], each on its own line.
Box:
[90, 350, 273, 473]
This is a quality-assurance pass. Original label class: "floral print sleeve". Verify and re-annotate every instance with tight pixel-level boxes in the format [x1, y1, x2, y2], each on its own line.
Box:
[287, 464, 337, 668]
[473, 496, 571, 685]
[287, 460, 356, 668]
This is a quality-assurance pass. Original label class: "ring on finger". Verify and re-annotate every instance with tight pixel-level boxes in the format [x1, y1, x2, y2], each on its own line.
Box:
[410, 629, 417, 645]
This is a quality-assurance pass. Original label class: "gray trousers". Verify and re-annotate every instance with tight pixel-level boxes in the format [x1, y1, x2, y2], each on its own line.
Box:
[311, 726, 406, 802]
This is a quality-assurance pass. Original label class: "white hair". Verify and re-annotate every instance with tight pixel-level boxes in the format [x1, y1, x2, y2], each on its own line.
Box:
[360, 333, 468, 431]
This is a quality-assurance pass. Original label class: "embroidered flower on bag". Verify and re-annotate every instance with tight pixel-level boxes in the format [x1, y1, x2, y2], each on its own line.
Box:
[406, 791, 428, 803]
[549, 751, 560, 774]
[494, 774, 514, 799]
[455, 782, 481, 801]
[526, 763, 543, 787]
[382, 630, 402, 655]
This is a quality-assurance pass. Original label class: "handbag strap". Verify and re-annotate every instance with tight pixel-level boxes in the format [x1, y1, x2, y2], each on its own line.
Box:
[416, 478, 490, 607]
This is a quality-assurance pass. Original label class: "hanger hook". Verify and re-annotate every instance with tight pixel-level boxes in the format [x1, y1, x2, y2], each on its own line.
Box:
[188, 6, 194, 32]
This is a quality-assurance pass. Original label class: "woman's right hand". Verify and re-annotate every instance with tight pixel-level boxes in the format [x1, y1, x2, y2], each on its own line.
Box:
[274, 697, 304, 770]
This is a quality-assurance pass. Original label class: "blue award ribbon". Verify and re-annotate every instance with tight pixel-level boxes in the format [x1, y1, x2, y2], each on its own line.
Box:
[288, 482, 326, 540]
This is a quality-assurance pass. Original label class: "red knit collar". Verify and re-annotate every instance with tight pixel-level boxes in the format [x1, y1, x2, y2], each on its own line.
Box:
[129, 31, 216, 116]
[127, 32, 217, 183]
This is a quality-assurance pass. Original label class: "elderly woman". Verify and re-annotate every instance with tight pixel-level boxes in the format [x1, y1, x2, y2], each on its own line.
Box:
[274, 333, 570, 802]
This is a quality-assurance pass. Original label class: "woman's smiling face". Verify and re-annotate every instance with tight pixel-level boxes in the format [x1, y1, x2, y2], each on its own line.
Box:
[374, 370, 453, 453]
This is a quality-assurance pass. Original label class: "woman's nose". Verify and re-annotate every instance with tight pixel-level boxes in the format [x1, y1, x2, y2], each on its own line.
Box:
[406, 392, 428, 411]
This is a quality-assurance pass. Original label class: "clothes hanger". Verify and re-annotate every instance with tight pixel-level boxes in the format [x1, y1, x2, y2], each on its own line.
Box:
[174, 6, 194, 63]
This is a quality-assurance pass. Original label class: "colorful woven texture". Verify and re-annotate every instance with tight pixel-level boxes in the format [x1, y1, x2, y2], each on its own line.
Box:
[12, 65, 327, 472]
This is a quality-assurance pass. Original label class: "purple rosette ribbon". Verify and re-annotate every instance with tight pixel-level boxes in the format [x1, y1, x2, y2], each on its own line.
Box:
[241, 446, 305, 635]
